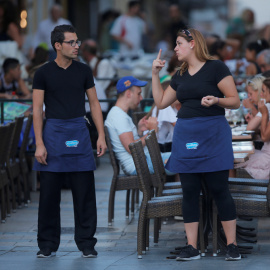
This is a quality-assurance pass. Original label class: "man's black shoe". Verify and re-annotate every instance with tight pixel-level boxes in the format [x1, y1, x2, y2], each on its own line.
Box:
[82, 248, 98, 258]
[37, 248, 56, 258]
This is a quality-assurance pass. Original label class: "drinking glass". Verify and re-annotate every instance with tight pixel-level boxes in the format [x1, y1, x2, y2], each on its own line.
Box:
[230, 109, 241, 126]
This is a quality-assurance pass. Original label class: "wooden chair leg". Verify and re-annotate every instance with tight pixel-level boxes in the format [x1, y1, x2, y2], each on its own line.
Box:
[146, 218, 150, 251]
[5, 184, 11, 216]
[1, 188, 6, 222]
[9, 177, 17, 211]
[212, 202, 218, 256]
[108, 183, 116, 225]
[125, 190, 130, 219]
[137, 206, 146, 259]
[22, 171, 30, 205]
[27, 172, 31, 203]
[16, 176, 22, 207]
[199, 198, 205, 256]
[131, 189, 135, 215]
[136, 189, 139, 204]
[154, 217, 160, 245]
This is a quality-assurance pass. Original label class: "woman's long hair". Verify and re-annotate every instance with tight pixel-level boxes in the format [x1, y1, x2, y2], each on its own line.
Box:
[263, 78, 270, 92]
[177, 28, 214, 75]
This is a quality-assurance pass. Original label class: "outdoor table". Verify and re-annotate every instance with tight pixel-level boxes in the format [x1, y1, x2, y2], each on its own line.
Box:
[232, 141, 255, 154]
[233, 153, 249, 163]
[231, 125, 255, 141]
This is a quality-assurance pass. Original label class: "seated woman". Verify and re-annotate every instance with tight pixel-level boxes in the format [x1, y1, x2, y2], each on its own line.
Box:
[208, 38, 240, 62]
[235, 78, 270, 179]
[160, 54, 181, 83]
[146, 80, 181, 152]
[26, 43, 49, 84]
[236, 39, 269, 76]
[243, 75, 265, 124]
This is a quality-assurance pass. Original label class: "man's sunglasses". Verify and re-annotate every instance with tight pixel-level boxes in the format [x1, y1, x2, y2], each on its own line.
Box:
[62, 40, 82, 47]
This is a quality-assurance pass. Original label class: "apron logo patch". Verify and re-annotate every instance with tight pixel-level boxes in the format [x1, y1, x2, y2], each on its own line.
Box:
[65, 140, 79, 147]
[186, 142, 199, 150]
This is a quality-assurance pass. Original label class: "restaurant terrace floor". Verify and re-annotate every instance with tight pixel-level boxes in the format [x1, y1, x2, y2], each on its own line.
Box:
[0, 153, 270, 270]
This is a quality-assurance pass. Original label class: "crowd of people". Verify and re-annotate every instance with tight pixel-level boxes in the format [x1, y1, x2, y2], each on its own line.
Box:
[2, 0, 270, 263]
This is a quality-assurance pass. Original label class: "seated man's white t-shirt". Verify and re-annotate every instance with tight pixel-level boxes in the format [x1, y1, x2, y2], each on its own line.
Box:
[105, 106, 148, 174]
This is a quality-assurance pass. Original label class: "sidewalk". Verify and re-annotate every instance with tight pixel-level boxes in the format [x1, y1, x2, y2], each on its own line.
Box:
[0, 153, 270, 270]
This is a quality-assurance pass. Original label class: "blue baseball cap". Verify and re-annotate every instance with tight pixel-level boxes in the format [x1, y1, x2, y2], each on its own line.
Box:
[116, 76, 147, 94]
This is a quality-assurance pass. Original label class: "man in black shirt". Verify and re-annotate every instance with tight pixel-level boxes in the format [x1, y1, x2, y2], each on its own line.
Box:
[168, 5, 187, 49]
[33, 25, 107, 258]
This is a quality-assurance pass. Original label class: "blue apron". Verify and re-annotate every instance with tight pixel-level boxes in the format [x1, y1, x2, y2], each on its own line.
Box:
[33, 117, 96, 172]
[165, 115, 233, 173]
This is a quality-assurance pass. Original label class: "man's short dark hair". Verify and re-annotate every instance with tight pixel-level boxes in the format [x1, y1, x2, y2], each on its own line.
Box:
[128, 0, 140, 9]
[51, 24, 76, 52]
[82, 43, 97, 56]
[2, 58, 20, 73]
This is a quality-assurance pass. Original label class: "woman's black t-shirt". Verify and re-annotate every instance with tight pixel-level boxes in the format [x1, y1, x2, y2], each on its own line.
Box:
[33, 60, 95, 119]
[170, 60, 231, 118]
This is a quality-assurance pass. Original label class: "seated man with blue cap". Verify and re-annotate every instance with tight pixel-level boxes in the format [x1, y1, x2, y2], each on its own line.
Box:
[105, 75, 171, 175]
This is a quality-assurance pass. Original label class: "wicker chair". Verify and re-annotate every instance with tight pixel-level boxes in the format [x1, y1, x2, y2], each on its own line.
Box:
[146, 130, 205, 249]
[104, 126, 140, 225]
[129, 140, 205, 259]
[211, 177, 270, 255]
[144, 130, 183, 244]
[6, 116, 24, 210]
[0, 124, 14, 222]
[146, 130, 181, 194]
[18, 114, 33, 205]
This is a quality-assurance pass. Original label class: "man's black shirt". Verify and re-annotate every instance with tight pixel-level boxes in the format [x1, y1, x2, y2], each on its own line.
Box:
[33, 60, 95, 119]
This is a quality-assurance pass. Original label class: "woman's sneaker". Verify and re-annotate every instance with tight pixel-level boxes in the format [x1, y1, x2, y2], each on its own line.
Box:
[37, 248, 56, 258]
[176, 245, 201, 261]
[81, 248, 98, 258]
[225, 243, 241, 261]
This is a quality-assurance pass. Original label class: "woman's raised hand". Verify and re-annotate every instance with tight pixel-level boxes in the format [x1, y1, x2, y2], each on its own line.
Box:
[152, 49, 166, 75]
[258, 100, 268, 115]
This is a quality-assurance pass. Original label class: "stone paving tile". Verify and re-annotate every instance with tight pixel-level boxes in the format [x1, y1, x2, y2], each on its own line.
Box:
[0, 242, 17, 246]
[1, 154, 270, 270]
[15, 242, 37, 247]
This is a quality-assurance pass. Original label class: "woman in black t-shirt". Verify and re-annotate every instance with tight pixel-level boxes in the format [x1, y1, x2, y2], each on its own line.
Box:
[152, 28, 241, 261]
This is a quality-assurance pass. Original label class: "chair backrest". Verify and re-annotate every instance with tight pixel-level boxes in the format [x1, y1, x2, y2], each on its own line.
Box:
[0, 124, 13, 168]
[145, 130, 167, 185]
[7, 116, 24, 162]
[19, 114, 33, 159]
[104, 125, 120, 176]
[132, 112, 147, 128]
[129, 140, 152, 201]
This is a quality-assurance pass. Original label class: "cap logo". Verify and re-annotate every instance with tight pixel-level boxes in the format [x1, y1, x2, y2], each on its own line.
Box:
[124, 80, 131, 87]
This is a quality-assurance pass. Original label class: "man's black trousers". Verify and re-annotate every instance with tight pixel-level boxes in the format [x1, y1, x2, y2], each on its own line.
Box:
[38, 171, 97, 251]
